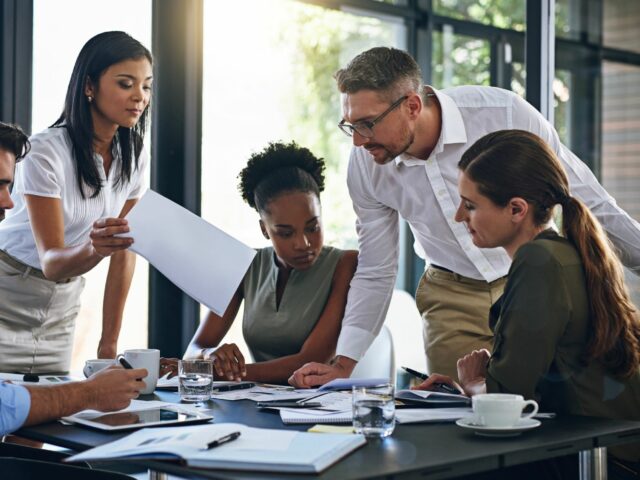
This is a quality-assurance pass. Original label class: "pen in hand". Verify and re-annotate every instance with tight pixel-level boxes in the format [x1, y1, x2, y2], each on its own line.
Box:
[117, 355, 134, 369]
[401, 366, 462, 395]
[204, 431, 241, 450]
[116, 355, 144, 382]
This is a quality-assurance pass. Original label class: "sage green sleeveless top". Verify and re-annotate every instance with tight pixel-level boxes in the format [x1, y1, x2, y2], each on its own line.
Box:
[242, 246, 344, 362]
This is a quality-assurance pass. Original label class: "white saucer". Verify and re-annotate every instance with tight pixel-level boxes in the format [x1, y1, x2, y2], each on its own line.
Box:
[456, 417, 541, 437]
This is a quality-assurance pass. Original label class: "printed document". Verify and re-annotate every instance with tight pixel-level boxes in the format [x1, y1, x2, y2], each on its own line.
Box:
[125, 190, 256, 315]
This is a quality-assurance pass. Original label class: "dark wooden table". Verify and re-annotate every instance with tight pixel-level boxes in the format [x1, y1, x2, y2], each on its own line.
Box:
[14, 390, 640, 480]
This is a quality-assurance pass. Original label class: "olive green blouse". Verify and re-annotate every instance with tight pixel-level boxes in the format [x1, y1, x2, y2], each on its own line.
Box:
[485, 230, 640, 461]
[241, 246, 343, 363]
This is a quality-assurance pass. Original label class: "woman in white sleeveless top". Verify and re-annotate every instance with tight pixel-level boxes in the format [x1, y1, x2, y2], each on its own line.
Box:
[0, 31, 152, 373]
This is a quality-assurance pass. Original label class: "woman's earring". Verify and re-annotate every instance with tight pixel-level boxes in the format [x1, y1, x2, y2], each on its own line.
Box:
[87, 95, 93, 103]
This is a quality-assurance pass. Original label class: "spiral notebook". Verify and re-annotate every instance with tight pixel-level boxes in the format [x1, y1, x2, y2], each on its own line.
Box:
[280, 409, 352, 425]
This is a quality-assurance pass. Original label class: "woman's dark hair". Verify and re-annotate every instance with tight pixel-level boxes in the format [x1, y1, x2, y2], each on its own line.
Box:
[238, 141, 326, 213]
[459, 129, 640, 378]
[0, 122, 30, 161]
[52, 31, 152, 198]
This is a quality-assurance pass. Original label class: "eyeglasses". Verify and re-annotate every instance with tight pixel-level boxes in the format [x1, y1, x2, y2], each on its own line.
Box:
[338, 95, 408, 138]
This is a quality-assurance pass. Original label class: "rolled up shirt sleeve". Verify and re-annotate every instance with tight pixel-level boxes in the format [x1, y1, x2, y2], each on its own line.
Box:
[0, 382, 31, 435]
[335, 150, 399, 361]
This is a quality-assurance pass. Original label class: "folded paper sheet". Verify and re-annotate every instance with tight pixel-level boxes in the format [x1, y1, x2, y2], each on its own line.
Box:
[126, 190, 256, 315]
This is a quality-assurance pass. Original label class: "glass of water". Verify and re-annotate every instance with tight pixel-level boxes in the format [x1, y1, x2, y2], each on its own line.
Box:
[352, 383, 395, 438]
[179, 359, 213, 404]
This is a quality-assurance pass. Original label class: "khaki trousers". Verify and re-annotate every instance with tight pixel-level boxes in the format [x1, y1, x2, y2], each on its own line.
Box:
[415, 266, 506, 381]
[0, 251, 85, 374]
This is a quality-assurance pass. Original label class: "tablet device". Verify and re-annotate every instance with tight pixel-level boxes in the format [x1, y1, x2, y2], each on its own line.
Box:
[63, 407, 212, 432]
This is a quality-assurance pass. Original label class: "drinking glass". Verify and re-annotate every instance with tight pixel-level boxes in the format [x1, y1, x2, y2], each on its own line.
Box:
[352, 383, 395, 438]
[178, 359, 213, 404]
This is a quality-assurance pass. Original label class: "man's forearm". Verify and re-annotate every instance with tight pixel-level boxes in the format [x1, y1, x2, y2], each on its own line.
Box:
[330, 355, 357, 376]
[24, 382, 94, 427]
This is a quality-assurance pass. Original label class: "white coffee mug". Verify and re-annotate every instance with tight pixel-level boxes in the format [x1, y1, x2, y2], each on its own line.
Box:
[83, 359, 116, 378]
[122, 349, 160, 395]
[472, 393, 538, 428]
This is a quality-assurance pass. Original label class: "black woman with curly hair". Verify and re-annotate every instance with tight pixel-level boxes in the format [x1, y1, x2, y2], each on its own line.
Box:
[180, 141, 357, 384]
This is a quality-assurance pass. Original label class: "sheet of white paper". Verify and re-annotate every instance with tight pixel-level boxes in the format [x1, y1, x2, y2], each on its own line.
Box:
[250, 392, 313, 402]
[211, 390, 260, 401]
[125, 190, 256, 315]
[395, 408, 473, 424]
[156, 373, 179, 389]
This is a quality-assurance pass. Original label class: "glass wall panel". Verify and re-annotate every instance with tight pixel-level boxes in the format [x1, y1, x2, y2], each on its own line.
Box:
[553, 70, 572, 147]
[201, 0, 406, 355]
[555, 0, 584, 40]
[32, 0, 152, 371]
[433, 0, 524, 31]
[603, 0, 640, 54]
[601, 61, 640, 304]
[372, 0, 408, 5]
[432, 29, 490, 88]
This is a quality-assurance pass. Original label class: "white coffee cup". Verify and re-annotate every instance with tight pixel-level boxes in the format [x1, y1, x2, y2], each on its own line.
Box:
[472, 393, 538, 428]
[83, 359, 116, 378]
[122, 349, 160, 395]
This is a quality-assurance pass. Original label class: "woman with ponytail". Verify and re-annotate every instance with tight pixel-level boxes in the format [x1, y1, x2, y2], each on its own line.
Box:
[416, 129, 640, 472]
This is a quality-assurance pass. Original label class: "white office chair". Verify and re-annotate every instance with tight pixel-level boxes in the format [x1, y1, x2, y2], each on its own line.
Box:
[351, 325, 395, 384]
[384, 289, 427, 372]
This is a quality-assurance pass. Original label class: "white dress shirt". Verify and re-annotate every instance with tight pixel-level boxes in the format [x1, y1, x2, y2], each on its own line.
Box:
[0, 127, 148, 269]
[337, 85, 640, 361]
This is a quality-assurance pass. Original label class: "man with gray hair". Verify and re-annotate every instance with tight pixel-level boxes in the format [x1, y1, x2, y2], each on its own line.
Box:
[289, 47, 640, 387]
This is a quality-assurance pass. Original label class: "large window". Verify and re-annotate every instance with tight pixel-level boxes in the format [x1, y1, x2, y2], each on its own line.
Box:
[602, 61, 640, 303]
[32, 0, 152, 371]
[200, 0, 406, 356]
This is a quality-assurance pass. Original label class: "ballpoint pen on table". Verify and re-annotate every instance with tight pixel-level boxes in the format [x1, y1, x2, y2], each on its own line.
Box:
[203, 431, 241, 450]
[401, 366, 462, 395]
[295, 391, 329, 404]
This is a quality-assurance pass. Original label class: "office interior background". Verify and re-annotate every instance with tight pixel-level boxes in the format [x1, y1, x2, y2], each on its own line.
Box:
[1, 0, 639, 371]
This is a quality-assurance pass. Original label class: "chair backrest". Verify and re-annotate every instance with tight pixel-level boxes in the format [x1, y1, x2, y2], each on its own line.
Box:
[384, 289, 427, 372]
[351, 325, 395, 384]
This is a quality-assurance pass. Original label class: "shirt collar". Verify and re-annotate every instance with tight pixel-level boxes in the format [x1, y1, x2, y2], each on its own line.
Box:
[395, 86, 468, 167]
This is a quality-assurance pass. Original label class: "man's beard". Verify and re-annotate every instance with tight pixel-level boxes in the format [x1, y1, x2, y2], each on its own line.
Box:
[369, 131, 415, 165]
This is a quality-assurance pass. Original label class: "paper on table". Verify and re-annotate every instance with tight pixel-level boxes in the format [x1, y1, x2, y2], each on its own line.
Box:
[156, 373, 179, 389]
[395, 408, 473, 424]
[125, 190, 256, 315]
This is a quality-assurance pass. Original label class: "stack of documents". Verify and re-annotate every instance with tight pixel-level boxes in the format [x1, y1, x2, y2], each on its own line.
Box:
[395, 389, 471, 407]
[66, 423, 366, 473]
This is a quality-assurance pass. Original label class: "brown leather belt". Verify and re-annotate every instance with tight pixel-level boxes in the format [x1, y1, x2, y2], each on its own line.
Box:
[0, 249, 72, 284]
[430, 264, 453, 273]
